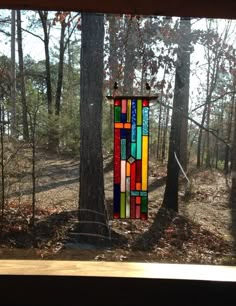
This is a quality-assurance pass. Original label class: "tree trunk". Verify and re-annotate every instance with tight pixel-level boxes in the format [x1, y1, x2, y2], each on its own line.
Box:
[224, 86, 235, 174]
[179, 18, 191, 171]
[38, 11, 53, 115]
[162, 17, 191, 212]
[197, 104, 207, 168]
[161, 97, 170, 162]
[53, 20, 67, 149]
[123, 18, 136, 95]
[55, 20, 66, 116]
[11, 10, 16, 137]
[205, 98, 211, 168]
[16, 10, 29, 141]
[107, 15, 119, 148]
[230, 94, 236, 207]
[78, 13, 109, 243]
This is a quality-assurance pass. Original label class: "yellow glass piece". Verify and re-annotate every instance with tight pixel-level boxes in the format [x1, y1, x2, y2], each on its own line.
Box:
[137, 99, 142, 125]
[127, 99, 131, 122]
[115, 123, 123, 128]
[142, 136, 148, 191]
[120, 193, 126, 218]
[126, 162, 130, 176]
[121, 160, 126, 192]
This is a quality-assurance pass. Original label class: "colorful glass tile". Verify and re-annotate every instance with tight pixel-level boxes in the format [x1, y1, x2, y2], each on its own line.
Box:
[115, 106, 121, 122]
[114, 128, 120, 184]
[136, 205, 141, 218]
[115, 99, 121, 106]
[137, 99, 142, 125]
[130, 196, 136, 218]
[127, 99, 131, 122]
[142, 107, 149, 135]
[115, 123, 123, 129]
[113, 97, 150, 219]
[121, 113, 127, 123]
[142, 99, 149, 107]
[131, 100, 137, 142]
[120, 193, 126, 218]
[122, 99, 127, 113]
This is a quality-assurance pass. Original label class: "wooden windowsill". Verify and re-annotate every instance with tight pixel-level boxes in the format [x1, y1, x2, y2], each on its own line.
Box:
[0, 260, 236, 282]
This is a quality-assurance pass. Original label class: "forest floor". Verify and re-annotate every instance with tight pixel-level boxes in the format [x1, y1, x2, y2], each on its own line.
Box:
[0, 151, 236, 265]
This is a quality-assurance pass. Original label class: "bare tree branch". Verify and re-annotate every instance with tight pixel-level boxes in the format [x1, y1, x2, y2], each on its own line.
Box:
[21, 27, 44, 42]
[192, 91, 236, 112]
[156, 100, 231, 149]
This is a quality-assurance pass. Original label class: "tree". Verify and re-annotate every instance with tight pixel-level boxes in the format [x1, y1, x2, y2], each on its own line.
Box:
[10, 10, 16, 136]
[38, 11, 53, 116]
[123, 16, 137, 95]
[196, 20, 232, 168]
[16, 10, 29, 141]
[78, 13, 109, 242]
[179, 18, 191, 170]
[162, 17, 191, 212]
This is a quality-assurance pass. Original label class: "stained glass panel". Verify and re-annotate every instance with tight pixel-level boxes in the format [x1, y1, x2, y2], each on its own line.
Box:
[113, 96, 150, 220]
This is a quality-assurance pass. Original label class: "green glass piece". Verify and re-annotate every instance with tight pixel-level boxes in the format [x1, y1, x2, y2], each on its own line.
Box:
[141, 196, 148, 212]
[120, 193, 126, 218]
[128, 156, 135, 164]
[136, 127, 142, 159]
[137, 99, 142, 125]
[131, 191, 139, 196]
[140, 191, 148, 197]
[115, 106, 121, 122]
[121, 139, 126, 160]
[126, 177, 130, 218]
[131, 142, 136, 158]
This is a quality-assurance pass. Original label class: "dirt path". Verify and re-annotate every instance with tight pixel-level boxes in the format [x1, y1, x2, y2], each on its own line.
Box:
[3, 153, 236, 264]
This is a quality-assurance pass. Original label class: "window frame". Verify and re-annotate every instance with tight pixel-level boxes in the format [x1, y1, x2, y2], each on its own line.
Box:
[0, 1, 236, 304]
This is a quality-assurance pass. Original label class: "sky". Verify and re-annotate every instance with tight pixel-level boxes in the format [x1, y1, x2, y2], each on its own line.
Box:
[1, 9, 236, 118]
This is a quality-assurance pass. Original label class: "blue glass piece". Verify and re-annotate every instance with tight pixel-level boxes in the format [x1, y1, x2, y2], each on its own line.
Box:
[121, 129, 126, 139]
[131, 99, 137, 142]
[114, 184, 120, 213]
[126, 129, 131, 158]
[121, 113, 127, 123]
[121, 139, 126, 160]
[142, 107, 149, 135]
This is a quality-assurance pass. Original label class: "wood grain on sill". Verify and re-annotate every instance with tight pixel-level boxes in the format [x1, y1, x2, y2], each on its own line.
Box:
[0, 260, 236, 282]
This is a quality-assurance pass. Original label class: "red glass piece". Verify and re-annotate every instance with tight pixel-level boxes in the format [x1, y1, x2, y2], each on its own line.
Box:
[130, 162, 136, 190]
[122, 99, 127, 113]
[113, 212, 120, 219]
[142, 99, 149, 107]
[141, 213, 147, 220]
[136, 160, 142, 182]
[114, 99, 121, 106]
[114, 128, 120, 184]
[136, 205, 141, 219]
[130, 197, 136, 218]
